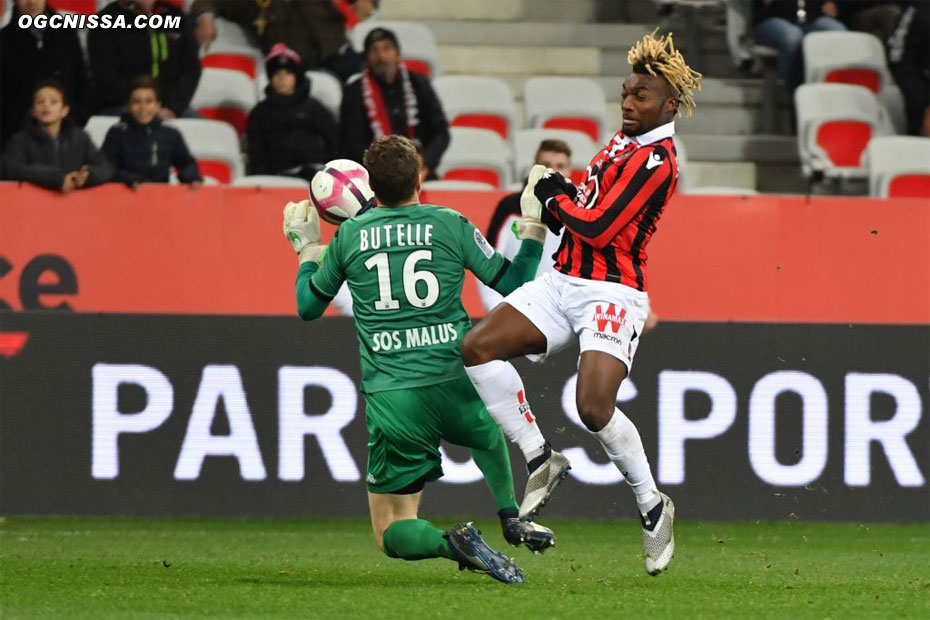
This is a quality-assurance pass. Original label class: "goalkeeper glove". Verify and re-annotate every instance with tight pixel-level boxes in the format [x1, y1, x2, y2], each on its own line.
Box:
[282, 200, 325, 264]
[517, 164, 549, 243]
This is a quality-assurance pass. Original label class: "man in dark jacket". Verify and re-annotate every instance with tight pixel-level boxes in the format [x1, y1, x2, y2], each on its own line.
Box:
[340, 28, 450, 177]
[0, 0, 90, 148]
[101, 76, 202, 187]
[246, 44, 339, 180]
[89, 0, 201, 118]
[888, 1, 929, 136]
[191, 0, 361, 79]
[2, 80, 112, 192]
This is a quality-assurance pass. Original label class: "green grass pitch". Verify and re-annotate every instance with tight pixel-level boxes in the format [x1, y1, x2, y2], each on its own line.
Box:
[1, 516, 927, 618]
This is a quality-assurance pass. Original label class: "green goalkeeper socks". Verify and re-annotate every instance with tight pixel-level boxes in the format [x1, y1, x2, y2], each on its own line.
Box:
[471, 429, 520, 514]
[382, 519, 457, 561]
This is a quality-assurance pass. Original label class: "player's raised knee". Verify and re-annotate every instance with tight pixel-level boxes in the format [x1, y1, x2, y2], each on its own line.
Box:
[576, 399, 614, 432]
[460, 330, 495, 366]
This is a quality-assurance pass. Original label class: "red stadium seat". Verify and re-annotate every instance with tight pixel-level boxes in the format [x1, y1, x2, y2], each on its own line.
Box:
[403, 58, 431, 78]
[451, 114, 509, 140]
[443, 168, 501, 188]
[816, 121, 872, 168]
[202, 53, 258, 79]
[197, 107, 249, 136]
[542, 117, 601, 143]
[197, 160, 233, 184]
[888, 174, 930, 198]
[49, 0, 96, 13]
[825, 68, 881, 94]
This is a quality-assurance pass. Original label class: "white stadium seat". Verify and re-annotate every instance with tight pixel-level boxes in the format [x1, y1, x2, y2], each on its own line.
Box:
[433, 75, 516, 140]
[351, 20, 441, 77]
[191, 67, 258, 136]
[84, 115, 120, 148]
[212, 16, 254, 48]
[167, 118, 243, 184]
[306, 70, 344, 120]
[523, 77, 609, 144]
[232, 175, 310, 189]
[201, 45, 262, 81]
[802, 30, 906, 133]
[866, 136, 930, 198]
[513, 128, 599, 184]
[794, 83, 890, 179]
[437, 127, 512, 189]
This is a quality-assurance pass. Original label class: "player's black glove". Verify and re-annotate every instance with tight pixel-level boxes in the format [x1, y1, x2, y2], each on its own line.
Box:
[533, 171, 577, 206]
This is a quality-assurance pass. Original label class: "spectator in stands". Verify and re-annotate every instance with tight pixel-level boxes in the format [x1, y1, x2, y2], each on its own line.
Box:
[101, 76, 202, 189]
[0, 0, 90, 148]
[246, 44, 339, 181]
[479, 139, 572, 312]
[341, 28, 449, 177]
[2, 80, 112, 192]
[752, 0, 847, 93]
[332, 0, 379, 32]
[840, 1, 902, 42]
[191, 0, 365, 81]
[89, 1, 201, 119]
[888, 1, 929, 136]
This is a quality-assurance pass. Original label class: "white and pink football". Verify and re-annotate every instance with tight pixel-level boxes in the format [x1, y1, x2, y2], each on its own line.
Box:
[310, 159, 375, 225]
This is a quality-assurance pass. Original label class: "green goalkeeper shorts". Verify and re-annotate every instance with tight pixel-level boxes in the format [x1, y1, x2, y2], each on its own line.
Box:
[364, 376, 502, 494]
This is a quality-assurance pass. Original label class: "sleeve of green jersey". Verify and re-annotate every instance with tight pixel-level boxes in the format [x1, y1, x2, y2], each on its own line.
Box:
[295, 233, 345, 320]
[459, 215, 542, 296]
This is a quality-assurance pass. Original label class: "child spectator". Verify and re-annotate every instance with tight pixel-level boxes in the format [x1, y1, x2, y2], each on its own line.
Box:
[246, 44, 339, 181]
[101, 76, 202, 189]
[2, 80, 112, 193]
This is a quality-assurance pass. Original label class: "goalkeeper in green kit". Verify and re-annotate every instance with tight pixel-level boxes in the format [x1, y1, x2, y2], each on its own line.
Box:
[282, 135, 555, 585]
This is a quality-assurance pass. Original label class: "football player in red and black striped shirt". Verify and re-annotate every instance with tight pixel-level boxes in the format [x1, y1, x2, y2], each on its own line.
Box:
[462, 31, 701, 576]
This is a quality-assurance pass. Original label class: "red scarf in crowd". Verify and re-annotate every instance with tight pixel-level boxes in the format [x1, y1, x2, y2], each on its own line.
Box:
[361, 63, 419, 141]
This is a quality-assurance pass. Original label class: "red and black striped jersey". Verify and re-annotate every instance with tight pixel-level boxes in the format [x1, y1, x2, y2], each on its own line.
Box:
[545, 122, 679, 291]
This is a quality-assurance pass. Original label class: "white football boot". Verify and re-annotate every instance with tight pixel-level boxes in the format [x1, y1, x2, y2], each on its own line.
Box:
[518, 449, 571, 521]
[642, 492, 675, 576]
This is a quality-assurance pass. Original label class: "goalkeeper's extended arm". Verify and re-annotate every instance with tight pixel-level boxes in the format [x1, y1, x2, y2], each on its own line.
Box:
[487, 164, 547, 295]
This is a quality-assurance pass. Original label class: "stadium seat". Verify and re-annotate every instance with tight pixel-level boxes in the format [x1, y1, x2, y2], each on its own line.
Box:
[190, 68, 257, 136]
[232, 175, 310, 188]
[202, 49, 259, 80]
[433, 76, 515, 140]
[84, 115, 120, 148]
[166, 118, 243, 183]
[513, 128, 599, 184]
[421, 179, 497, 191]
[794, 83, 890, 179]
[866, 136, 930, 198]
[803, 32, 889, 94]
[212, 16, 254, 48]
[306, 70, 344, 120]
[437, 128, 512, 189]
[523, 77, 608, 143]
[49, 0, 96, 13]
[351, 21, 441, 77]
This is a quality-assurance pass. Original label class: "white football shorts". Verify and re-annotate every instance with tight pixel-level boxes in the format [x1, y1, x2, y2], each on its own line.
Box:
[502, 271, 650, 372]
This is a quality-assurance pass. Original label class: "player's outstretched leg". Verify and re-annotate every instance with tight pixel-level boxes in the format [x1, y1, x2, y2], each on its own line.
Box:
[370, 492, 524, 584]
[445, 522, 525, 584]
[576, 351, 674, 575]
[465, 417, 556, 552]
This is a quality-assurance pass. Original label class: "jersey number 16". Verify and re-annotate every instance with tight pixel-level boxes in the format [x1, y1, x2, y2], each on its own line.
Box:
[364, 250, 440, 311]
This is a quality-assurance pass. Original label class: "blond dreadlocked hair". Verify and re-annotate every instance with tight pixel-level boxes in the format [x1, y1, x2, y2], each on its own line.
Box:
[627, 29, 702, 117]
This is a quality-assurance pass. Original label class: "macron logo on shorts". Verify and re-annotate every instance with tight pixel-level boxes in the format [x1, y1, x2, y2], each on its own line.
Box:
[593, 303, 626, 333]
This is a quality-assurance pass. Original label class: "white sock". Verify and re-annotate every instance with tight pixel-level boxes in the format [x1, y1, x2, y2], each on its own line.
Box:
[592, 408, 661, 514]
[465, 360, 547, 462]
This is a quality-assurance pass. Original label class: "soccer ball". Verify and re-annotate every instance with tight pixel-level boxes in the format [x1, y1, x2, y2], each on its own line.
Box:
[310, 159, 375, 225]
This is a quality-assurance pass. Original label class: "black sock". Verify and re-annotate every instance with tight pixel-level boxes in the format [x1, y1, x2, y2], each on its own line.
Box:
[497, 507, 519, 522]
[640, 499, 665, 532]
[526, 443, 552, 474]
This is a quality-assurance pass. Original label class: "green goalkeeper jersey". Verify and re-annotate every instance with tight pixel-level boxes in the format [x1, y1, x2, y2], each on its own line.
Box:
[296, 203, 542, 393]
